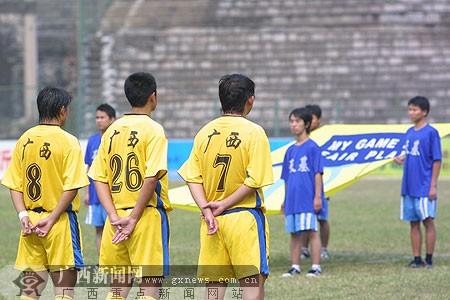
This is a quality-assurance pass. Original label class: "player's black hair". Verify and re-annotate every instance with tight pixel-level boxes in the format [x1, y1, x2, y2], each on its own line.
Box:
[96, 103, 116, 119]
[289, 107, 312, 134]
[218, 74, 255, 114]
[124, 72, 157, 107]
[37, 86, 72, 122]
[305, 104, 322, 119]
[408, 96, 430, 116]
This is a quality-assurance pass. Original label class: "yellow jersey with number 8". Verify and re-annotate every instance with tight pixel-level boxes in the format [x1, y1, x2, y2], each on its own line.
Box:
[2, 124, 89, 212]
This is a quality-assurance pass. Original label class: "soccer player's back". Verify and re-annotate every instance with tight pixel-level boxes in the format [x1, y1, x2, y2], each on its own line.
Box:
[189, 116, 272, 209]
[89, 72, 170, 300]
[2, 87, 89, 299]
[179, 74, 273, 300]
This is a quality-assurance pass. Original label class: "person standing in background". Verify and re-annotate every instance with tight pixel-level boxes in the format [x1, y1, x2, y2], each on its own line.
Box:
[301, 104, 330, 260]
[85, 104, 116, 254]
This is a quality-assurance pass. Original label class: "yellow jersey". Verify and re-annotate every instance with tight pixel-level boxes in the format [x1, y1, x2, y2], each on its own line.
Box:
[88, 114, 171, 210]
[178, 116, 273, 210]
[2, 124, 89, 212]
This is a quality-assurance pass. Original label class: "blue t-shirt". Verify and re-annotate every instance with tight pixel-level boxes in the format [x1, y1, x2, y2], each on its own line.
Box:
[281, 139, 325, 214]
[85, 132, 102, 205]
[401, 124, 442, 198]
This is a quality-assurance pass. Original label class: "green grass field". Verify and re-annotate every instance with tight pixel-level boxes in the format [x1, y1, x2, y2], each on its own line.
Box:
[1, 177, 449, 299]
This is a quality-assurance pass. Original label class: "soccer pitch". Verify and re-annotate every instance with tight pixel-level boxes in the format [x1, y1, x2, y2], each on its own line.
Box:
[0, 178, 449, 299]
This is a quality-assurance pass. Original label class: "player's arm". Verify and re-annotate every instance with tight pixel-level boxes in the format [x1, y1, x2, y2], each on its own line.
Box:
[313, 173, 323, 212]
[84, 165, 91, 206]
[94, 180, 119, 220]
[84, 140, 92, 206]
[88, 137, 120, 222]
[33, 142, 90, 237]
[10, 190, 33, 236]
[429, 130, 442, 200]
[204, 184, 257, 217]
[429, 160, 441, 200]
[281, 183, 287, 214]
[280, 151, 290, 215]
[33, 189, 78, 237]
[3, 139, 33, 235]
[178, 135, 219, 234]
[110, 131, 171, 243]
[109, 176, 160, 243]
[206, 129, 274, 216]
[186, 182, 218, 235]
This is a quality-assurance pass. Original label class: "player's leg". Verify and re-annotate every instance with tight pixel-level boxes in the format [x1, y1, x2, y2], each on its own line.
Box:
[95, 226, 103, 254]
[402, 196, 425, 267]
[16, 212, 51, 299]
[283, 214, 302, 276]
[409, 221, 424, 267]
[410, 221, 421, 256]
[423, 218, 436, 266]
[44, 211, 84, 298]
[291, 233, 302, 266]
[300, 233, 310, 259]
[50, 269, 77, 299]
[419, 197, 437, 267]
[318, 197, 330, 259]
[225, 210, 269, 296]
[304, 214, 321, 277]
[100, 211, 133, 299]
[309, 231, 321, 265]
[282, 233, 302, 277]
[319, 220, 330, 258]
[306, 230, 322, 277]
[239, 274, 265, 300]
[129, 207, 169, 299]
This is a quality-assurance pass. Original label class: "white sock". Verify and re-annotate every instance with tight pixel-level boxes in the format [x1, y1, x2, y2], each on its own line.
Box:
[292, 264, 300, 271]
[311, 264, 321, 271]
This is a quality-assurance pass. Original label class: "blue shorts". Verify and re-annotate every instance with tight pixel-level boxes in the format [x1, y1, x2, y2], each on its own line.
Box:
[317, 197, 328, 221]
[85, 203, 107, 227]
[401, 195, 437, 222]
[285, 213, 318, 234]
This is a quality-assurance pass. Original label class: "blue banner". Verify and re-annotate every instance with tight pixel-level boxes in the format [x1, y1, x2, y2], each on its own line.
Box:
[320, 133, 405, 167]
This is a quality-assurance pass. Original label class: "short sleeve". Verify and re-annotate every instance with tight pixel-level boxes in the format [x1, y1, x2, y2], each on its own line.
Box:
[144, 133, 168, 179]
[280, 150, 290, 181]
[84, 137, 92, 165]
[178, 137, 203, 183]
[1, 140, 24, 191]
[430, 129, 442, 161]
[244, 128, 274, 188]
[88, 139, 108, 183]
[63, 142, 90, 190]
[312, 144, 324, 174]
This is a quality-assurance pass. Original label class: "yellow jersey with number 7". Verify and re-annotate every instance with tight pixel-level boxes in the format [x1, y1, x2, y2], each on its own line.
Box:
[178, 116, 274, 211]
